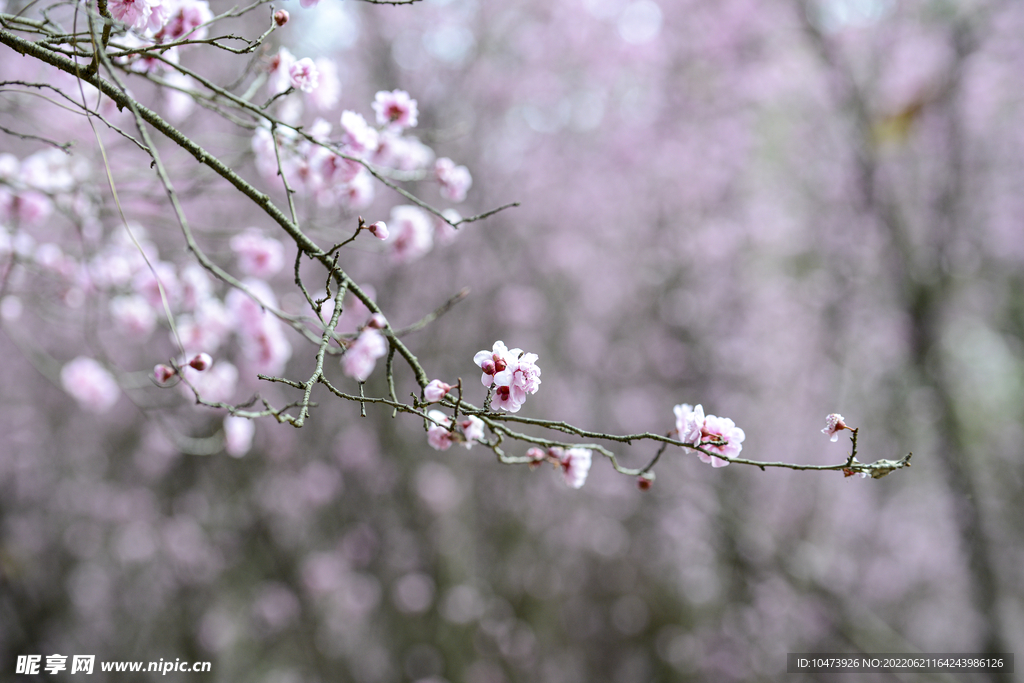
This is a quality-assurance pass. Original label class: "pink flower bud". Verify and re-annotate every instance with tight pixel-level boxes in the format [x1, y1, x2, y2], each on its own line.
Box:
[637, 475, 653, 491]
[367, 313, 387, 329]
[154, 364, 177, 383]
[367, 221, 389, 240]
[273, 9, 289, 25]
[424, 379, 452, 402]
[188, 352, 213, 371]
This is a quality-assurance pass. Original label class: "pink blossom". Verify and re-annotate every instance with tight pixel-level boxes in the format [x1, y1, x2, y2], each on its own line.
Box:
[224, 416, 255, 457]
[338, 170, 375, 210]
[315, 150, 361, 186]
[476, 343, 541, 413]
[273, 9, 289, 25]
[367, 313, 387, 329]
[339, 111, 379, 156]
[177, 263, 213, 312]
[289, 58, 319, 93]
[154, 0, 210, 40]
[822, 413, 848, 442]
[153, 364, 176, 383]
[458, 415, 485, 448]
[225, 282, 292, 375]
[367, 221, 389, 240]
[387, 205, 433, 263]
[673, 403, 704, 445]
[108, 0, 157, 30]
[188, 352, 212, 371]
[674, 403, 744, 467]
[424, 379, 452, 402]
[372, 90, 419, 130]
[342, 329, 387, 382]
[426, 410, 454, 451]
[230, 229, 284, 278]
[60, 357, 120, 414]
[560, 448, 593, 489]
[435, 157, 472, 203]
[473, 340, 513, 387]
[267, 47, 296, 96]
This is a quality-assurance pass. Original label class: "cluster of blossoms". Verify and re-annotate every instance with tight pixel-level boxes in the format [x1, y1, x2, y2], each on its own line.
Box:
[527, 446, 593, 489]
[473, 341, 542, 413]
[425, 411, 486, 451]
[673, 403, 746, 467]
[108, 0, 212, 81]
[250, 83, 472, 261]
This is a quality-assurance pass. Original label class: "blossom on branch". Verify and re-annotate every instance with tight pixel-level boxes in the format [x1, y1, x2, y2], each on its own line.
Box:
[372, 90, 418, 131]
[424, 379, 452, 402]
[289, 58, 320, 93]
[342, 329, 387, 382]
[435, 157, 472, 203]
[387, 205, 433, 263]
[822, 413, 848, 442]
[673, 403, 745, 467]
[559, 448, 593, 489]
[473, 341, 541, 413]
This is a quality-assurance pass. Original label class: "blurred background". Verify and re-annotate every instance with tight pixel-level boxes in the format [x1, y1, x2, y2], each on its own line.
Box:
[2, 0, 1023, 680]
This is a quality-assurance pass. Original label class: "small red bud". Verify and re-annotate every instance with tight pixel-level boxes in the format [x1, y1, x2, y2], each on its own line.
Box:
[637, 475, 653, 491]
[273, 9, 289, 26]
[188, 353, 212, 371]
[154, 364, 176, 383]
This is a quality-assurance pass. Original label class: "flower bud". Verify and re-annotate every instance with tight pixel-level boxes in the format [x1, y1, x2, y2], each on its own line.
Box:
[367, 221, 389, 240]
[188, 353, 213, 371]
[154, 364, 176, 383]
[273, 9, 289, 26]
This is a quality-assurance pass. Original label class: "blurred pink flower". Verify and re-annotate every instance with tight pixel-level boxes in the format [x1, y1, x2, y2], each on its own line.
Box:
[560, 448, 593, 489]
[387, 205, 433, 263]
[342, 329, 387, 382]
[435, 157, 472, 203]
[230, 229, 284, 279]
[224, 416, 254, 457]
[372, 90, 419, 130]
[340, 111, 379, 155]
[289, 58, 319, 93]
[367, 221, 389, 240]
[426, 410, 454, 450]
[61, 357, 120, 413]
[267, 47, 295, 95]
[155, 0, 212, 41]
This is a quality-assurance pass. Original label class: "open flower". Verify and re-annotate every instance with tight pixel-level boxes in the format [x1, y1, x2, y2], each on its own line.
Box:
[822, 413, 848, 442]
[673, 403, 744, 467]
